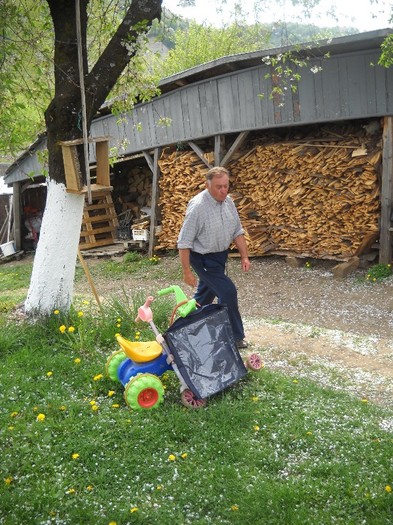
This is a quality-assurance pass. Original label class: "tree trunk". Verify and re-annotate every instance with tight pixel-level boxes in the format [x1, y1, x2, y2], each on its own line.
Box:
[24, 181, 84, 315]
[25, 0, 162, 317]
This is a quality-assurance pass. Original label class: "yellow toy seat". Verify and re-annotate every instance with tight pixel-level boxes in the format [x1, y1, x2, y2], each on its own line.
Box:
[116, 334, 162, 363]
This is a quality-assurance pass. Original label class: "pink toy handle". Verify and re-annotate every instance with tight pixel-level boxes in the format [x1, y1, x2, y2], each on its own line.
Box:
[135, 296, 154, 323]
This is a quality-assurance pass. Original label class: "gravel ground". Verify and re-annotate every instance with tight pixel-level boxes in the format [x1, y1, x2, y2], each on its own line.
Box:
[76, 253, 393, 409]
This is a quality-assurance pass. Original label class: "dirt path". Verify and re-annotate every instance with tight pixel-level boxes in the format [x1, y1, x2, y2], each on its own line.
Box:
[232, 256, 393, 407]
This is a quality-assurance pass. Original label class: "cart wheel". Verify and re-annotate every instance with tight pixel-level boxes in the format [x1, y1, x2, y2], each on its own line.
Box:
[180, 389, 207, 409]
[124, 374, 164, 410]
[105, 350, 127, 382]
[245, 352, 264, 371]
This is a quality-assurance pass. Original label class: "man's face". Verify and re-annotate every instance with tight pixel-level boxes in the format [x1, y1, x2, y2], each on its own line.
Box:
[206, 173, 229, 202]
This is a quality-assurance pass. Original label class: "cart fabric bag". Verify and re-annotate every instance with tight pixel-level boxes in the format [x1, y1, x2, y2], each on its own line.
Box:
[163, 304, 247, 399]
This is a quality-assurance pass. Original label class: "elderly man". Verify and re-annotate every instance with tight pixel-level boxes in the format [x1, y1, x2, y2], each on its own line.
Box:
[177, 166, 250, 349]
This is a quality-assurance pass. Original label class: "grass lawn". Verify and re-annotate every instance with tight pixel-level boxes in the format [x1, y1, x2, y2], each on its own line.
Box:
[0, 257, 392, 525]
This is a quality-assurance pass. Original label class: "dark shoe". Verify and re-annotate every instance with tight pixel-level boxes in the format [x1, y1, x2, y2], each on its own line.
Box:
[236, 339, 248, 349]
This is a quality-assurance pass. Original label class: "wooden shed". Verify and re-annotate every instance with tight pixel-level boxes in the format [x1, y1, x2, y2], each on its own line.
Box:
[4, 29, 393, 263]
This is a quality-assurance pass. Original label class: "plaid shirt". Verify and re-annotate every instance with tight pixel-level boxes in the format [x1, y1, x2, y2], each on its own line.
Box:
[177, 189, 244, 254]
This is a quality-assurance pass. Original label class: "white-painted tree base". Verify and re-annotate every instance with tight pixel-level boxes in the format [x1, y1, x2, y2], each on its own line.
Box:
[24, 180, 85, 317]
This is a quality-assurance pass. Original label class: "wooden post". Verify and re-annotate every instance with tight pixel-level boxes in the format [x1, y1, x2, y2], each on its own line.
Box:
[214, 134, 225, 166]
[144, 148, 161, 258]
[379, 117, 393, 263]
[13, 184, 22, 251]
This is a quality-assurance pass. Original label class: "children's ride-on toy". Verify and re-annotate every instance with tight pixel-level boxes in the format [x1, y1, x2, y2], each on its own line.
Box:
[105, 285, 263, 410]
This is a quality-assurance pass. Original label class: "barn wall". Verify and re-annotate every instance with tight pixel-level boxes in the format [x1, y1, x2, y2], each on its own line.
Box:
[90, 49, 392, 159]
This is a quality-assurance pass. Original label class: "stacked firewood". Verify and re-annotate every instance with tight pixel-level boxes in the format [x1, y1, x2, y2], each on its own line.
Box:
[156, 149, 211, 249]
[156, 127, 381, 260]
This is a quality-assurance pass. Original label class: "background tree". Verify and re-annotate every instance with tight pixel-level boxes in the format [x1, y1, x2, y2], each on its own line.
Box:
[23, 0, 162, 317]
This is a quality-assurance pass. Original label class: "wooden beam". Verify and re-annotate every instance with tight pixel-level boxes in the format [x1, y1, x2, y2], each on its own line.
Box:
[379, 116, 393, 263]
[143, 150, 154, 173]
[221, 131, 249, 167]
[188, 141, 213, 168]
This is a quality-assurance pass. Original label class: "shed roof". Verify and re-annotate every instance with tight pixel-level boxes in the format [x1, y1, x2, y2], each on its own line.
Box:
[5, 28, 393, 185]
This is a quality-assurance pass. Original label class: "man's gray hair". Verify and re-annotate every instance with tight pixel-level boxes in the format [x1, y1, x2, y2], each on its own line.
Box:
[205, 166, 229, 181]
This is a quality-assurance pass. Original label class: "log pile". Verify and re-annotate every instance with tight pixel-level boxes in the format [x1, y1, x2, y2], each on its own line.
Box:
[156, 125, 382, 260]
[156, 149, 211, 249]
[117, 167, 152, 216]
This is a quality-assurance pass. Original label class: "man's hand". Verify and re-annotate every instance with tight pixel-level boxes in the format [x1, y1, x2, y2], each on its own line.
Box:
[241, 257, 251, 272]
[183, 267, 198, 287]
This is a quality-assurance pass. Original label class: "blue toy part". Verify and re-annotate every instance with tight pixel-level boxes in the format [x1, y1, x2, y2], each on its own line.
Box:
[117, 353, 172, 387]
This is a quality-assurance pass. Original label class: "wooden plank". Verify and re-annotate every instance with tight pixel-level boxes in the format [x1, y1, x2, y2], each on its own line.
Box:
[95, 140, 110, 186]
[61, 145, 82, 193]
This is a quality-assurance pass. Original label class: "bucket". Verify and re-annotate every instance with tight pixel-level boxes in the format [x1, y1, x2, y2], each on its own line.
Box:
[0, 241, 16, 257]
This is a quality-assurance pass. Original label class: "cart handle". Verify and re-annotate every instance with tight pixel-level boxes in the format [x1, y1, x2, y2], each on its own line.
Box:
[157, 285, 197, 318]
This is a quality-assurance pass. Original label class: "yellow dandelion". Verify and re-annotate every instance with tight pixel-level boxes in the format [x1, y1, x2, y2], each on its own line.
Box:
[93, 373, 103, 381]
[362, 398, 368, 403]
[36, 413, 46, 422]
[306, 431, 313, 436]
[157, 485, 163, 490]
[86, 485, 94, 491]
[77, 311, 84, 317]
[4, 477, 13, 485]
[74, 358, 81, 364]
[71, 453, 80, 460]
[253, 425, 260, 432]
[46, 371, 53, 377]
[251, 396, 259, 402]
[168, 454, 176, 461]
[66, 488, 76, 494]
[130, 507, 138, 513]
[59, 405, 67, 411]
[90, 400, 97, 406]
[109, 522, 117, 525]
[54, 310, 60, 315]
[68, 326, 75, 333]
[83, 300, 89, 305]
[8, 426, 14, 431]
[10, 411, 18, 418]
[59, 325, 66, 333]
[108, 390, 116, 397]
[112, 404, 120, 409]
[181, 452, 188, 459]
[386, 485, 392, 493]
[231, 504, 239, 511]
[293, 379, 299, 384]
[91, 405, 99, 412]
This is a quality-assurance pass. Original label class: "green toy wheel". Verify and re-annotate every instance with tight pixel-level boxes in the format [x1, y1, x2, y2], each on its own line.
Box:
[124, 374, 164, 410]
[105, 350, 127, 382]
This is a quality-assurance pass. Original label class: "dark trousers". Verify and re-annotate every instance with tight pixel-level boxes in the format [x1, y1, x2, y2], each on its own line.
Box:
[189, 250, 245, 342]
